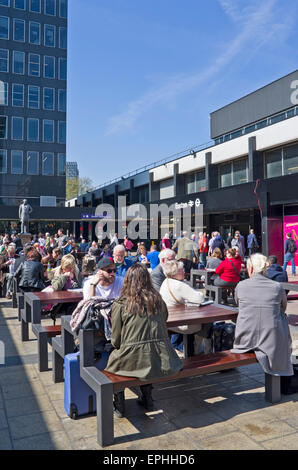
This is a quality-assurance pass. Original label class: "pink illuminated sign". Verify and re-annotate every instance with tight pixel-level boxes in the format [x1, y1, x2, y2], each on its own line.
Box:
[284, 216, 298, 266]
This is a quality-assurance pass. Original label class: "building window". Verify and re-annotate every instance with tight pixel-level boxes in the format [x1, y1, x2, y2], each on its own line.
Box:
[0, 49, 8, 72]
[265, 150, 282, 179]
[29, 0, 40, 12]
[0, 1, 10, 7]
[43, 119, 54, 142]
[12, 83, 24, 107]
[45, 0, 55, 16]
[0, 81, 8, 105]
[284, 144, 298, 176]
[0, 16, 9, 39]
[14, 0, 25, 9]
[44, 24, 55, 47]
[59, 26, 67, 49]
[42, 152, 54, 175]
[13, 18, 25, 42]
[58, 57, 67, 80]
[265, 144, 298, 178]
[59, 0, 67, 18]
[185, 170, 206, 194]
[58, 121, 66, 144]
[27, 118, 39, 141]
[13, 50, 24, 74]
[44, 55, 55, 78]
[28, 53, 40, 76]
[58, 153, 66, 176]
[58, 89, 66, 112]
[11, 150, 23, 174]
[219, 159, 248, 188]
[29, 21, 40, 44]
[12, 116, 23, 140]
[160, 178, 174, 200]
[43, 87, 54, 110]
[28, 85, 39, 109]
[0, 150, 7, 173]
[0, 116, 7, 138]
[27, 151, 39, 175]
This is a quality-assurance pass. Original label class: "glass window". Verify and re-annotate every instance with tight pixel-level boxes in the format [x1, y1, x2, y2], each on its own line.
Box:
[43, 119, 54, 142]
[0, 1, 9, 6]
[14, 0, 25, 9]
[186, 173, 195, 195]
[59, 0, 67, 18]
[196, 170, 206, 192]
[45, 0, 55, 16]
[265, 150, 282, 178]
[160, 178, 174, 200]
[58, 121, 66, 144]
[270, 113, 286, 125]
[58, 153, 66, 176]
[27, 151, 39, 175]
[59, 27, 67, 49]
[28, 85, 39, 108]
[0, 81, 8, 105]
[42, 152, 54, 175]
[284, 144, 298, 176]
[12, 83, 24, 107]
[231, 129, 243, 139]
[28, 53, 40, 76]
[44, 24, 55, 47]
[244, 124, 255, 134]
[220, 163, 232, 188]
[11, 150, 23, 174]
[44, 55, 55, 78]
[13, 51, 24, 74]
[0, 150, 7, 173]
[27, 118, 39, 141]
[0, 116, 7, 138]
[58, 89, 66, 112]
[29, 0, 40, 12]
[0, 49, 8, 72]
[256, 119, 267, 130]
[43, 87, 54, 110]
[0, 16, 9, 39]
[13, 18, 25, 42]
[286, 109, 295, 118]
[233, 159, 247, 185]
[29, 21, 40, 44]
[58, 57, 67, 80]
[12, 116, 23, 140]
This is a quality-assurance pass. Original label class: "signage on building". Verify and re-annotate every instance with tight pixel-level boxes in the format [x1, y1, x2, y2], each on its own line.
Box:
[175, 198, 201, 210]
[81, 214, 112, 220]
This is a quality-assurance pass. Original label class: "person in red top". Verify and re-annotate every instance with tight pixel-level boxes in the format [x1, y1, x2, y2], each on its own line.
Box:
[199, 232, 208, 267]
[214, 248, 242, 302]
[161, 233, 172, 250]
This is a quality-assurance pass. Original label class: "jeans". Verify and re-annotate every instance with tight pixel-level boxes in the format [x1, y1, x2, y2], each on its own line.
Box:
[283, 253, 296, 275]
[171, 333, 184, 352]
[5, 274, 14, 294]
[200, 252, 207, 267]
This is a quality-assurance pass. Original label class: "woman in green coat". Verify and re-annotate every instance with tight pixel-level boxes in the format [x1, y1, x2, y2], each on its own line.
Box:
[105, 263, 183, 417]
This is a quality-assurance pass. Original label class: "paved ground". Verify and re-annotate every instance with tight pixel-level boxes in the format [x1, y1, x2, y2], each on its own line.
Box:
[0, 275, 298, 450]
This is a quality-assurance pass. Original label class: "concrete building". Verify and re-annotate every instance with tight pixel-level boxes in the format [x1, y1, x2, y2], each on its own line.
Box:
[66, 161, 78, 178]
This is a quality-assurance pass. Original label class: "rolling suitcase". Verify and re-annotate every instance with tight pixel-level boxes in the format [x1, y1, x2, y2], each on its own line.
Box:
[64, 351, 110, 419]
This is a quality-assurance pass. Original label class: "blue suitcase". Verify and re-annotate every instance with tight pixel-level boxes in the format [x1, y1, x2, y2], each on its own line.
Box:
[64, 351, 110, 419]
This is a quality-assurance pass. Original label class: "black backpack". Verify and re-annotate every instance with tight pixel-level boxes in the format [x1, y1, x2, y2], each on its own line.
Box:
[288, 239, 297, 254]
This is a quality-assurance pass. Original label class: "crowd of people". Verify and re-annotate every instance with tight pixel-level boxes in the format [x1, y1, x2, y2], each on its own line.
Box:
[0, 226, 295, 417]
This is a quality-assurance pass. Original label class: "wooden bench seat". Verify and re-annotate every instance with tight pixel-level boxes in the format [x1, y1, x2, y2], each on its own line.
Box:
[43, 325, 61, 338]
[78, 328, 281, 447]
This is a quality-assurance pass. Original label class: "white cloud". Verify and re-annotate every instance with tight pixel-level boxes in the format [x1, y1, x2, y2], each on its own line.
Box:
[105, 0, 292, 136]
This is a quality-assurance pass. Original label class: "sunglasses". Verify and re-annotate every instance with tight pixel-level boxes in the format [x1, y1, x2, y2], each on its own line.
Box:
[105, 268, 116, 274]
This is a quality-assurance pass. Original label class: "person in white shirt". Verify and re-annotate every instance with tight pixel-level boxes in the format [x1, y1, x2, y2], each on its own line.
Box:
[160, 260, 211, 355]
[83, 256, 123, 301]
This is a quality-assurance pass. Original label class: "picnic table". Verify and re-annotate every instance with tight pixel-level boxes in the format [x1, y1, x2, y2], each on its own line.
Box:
[281, 280, 298, 293]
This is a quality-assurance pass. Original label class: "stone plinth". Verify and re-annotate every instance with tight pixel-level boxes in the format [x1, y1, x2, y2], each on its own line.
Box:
[19, 234, 32, 246]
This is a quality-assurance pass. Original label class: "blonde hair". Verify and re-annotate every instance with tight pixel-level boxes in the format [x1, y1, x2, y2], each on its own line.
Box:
[162, 260, 184, 278]
[60, 254, 76, 272]
[247, 253, 267, 274]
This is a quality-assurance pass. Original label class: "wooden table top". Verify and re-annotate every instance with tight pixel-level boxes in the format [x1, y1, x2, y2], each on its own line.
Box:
[167, 303, 238, 327]
[29, 290, 83, 306]
[281, 281, 298, 291]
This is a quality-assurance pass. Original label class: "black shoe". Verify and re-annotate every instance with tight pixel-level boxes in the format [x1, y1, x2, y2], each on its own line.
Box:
[137, 384, 154, 411]
[113, 391, 125, 418]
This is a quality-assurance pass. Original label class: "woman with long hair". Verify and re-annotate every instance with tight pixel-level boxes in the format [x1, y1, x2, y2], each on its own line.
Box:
[105, 263, 183, 418]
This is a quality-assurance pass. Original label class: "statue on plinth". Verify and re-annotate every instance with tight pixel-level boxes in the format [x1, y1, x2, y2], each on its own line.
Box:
[19, 199, 33, 234]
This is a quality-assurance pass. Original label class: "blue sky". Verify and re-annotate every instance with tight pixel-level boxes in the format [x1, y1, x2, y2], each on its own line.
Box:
[67, 0, 298, 187]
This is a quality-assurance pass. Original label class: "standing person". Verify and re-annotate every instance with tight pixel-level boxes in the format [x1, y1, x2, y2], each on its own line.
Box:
[0, 245, 18, 299]
[172, 231, 199, 274]
[150, 248, 176, 291]
[226, 232, 233, 249]
[231, 232, 245, 259]
[234, 231, 246, 257]
[161, 233, 171, 250]
[283, 233, 297, 276]
[208, 232, 216, 256]
[57, 228, 69, 253]
[146, 245, 160, 270]
[105, 263, 183, 417]
[198, 232, 208, 267]
[247, 229, 259, 256]
[123, 236, 134, 255]
[211, 232, 225, 259]
[109, 233, 119, 249]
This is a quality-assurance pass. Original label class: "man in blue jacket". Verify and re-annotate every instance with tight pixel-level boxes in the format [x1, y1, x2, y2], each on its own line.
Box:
[113, 244, 134, 278]
[283, 233, 297, 276]
[267, 255, 288, 283]
[247, 229, 259, 256]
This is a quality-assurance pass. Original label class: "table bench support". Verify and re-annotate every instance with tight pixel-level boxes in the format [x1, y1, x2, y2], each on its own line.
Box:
[265, 374, 281, 403]
[32, 324, 49, 372]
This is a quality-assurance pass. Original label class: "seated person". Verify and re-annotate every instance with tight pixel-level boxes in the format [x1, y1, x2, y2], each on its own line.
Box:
[52, 247, 63, 269]
[14, 249, 46, 293]
[232, 254, 293, 377]
[206, 247, 222, 285]
[83, 257, 123, 301]
[81, 255, 97, 287]
[113, 244, 134, 278]
[160, 260, 211, 355]
[267, 255, 288, 283]
[0, 245, 19, 299]
[51, 254, 83, 291]
[105, 263, 183, 417]
[146, 245, 160, 270]
[151, 248, 176, 291]
[214, 248, 242, 303]
[138, 245, 149, 266]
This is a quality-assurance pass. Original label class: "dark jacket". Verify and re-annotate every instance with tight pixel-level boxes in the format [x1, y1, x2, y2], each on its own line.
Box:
[212, 236, 225, 257]
[267, 264, 288, 283]
[247, 233, 259, 249]
[14, 260, 45, 289]
[0, 253, 19, 285]
[150, 263, 165, 292]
